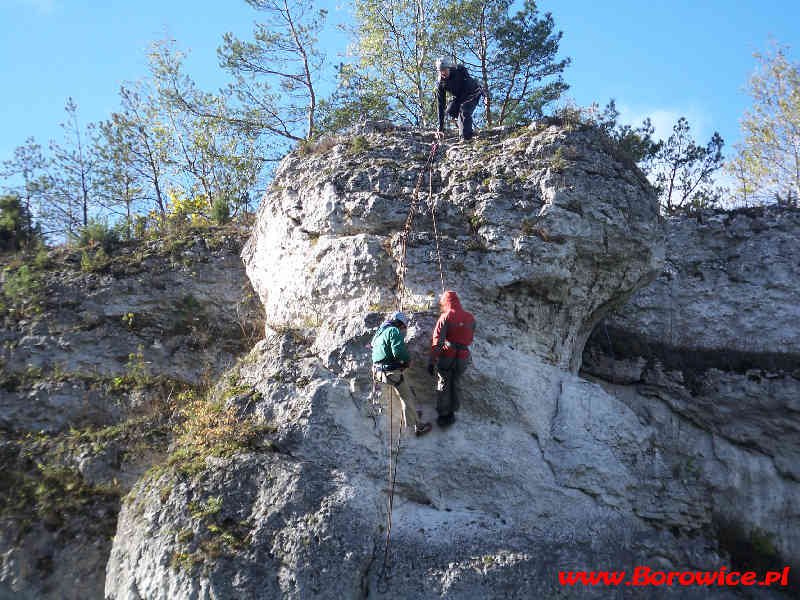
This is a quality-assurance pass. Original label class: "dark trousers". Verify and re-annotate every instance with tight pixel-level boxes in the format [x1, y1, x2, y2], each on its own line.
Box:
[446, 89, 483, 140]
[436, 354, 469, 416]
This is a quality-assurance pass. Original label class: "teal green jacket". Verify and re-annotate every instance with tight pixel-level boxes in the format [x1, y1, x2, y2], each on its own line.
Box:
[371, 324, 410, 367]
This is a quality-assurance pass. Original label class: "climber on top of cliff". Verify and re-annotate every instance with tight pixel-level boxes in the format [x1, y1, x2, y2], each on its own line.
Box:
[372, 311, 433, 437]
[428, 291, 475, 428]
[434, 57, 484, 142]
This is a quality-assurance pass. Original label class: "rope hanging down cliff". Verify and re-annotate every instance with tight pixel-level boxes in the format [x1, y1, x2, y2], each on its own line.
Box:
[379, 138, 445, 589]
[396, 140, 446, 310]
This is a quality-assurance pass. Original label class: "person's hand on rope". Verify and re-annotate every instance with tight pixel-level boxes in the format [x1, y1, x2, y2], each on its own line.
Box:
[435, 129, 444, 141]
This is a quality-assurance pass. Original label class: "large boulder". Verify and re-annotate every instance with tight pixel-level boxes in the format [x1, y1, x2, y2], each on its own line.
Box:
[105, 122, 796, 599]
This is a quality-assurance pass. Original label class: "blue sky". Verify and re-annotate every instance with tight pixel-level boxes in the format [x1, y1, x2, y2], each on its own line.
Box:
[1, 0, 798, 176]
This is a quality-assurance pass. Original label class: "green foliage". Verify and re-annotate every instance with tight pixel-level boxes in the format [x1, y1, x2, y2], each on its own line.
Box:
[348, 0, 442, 127]
[170, 493, 251, 572]
[727, 42, 800, 205]
[110, 347, 152, 391]
[102, 84, 173, 216]
[77, 218, 120, 253]
[0, 193, 40, 251]
[557, 100, 725, 214]
[651, 117, 725, 215]
[46, 98, 101, 240]
[469, 213, 485, 233]
[593, 100, 661, 167]
[0, 441, 121, 544]
[216, 1, 327, 142]
[2, 265, 41, 314]
[211, 196, 231, 225]
[147, 40, 264, 214]
[133, 214, 148, 239]
[162, 389, 273, 479]
[347, 136, 371, 155]
[319, 67, 394, 133]
[315, 64, 393, 135]
[80, 248, 111, 273]
[440, 0, 570, 126]
[33, 247, 51, 270]
[549, 147, 567, 172]
[125, 348, 150, 387]
[189, 496, 223, 520]
[0, 138, 49, 236]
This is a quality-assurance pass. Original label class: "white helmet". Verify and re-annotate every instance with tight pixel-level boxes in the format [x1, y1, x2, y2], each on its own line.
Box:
[436, 57, 453, 70]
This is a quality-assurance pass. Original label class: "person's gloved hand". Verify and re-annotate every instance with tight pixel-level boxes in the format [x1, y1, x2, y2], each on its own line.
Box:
[427, 363, 435, 377]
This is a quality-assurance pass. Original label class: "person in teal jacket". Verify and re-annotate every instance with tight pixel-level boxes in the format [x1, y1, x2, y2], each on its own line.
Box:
[371, 312, 432, 436]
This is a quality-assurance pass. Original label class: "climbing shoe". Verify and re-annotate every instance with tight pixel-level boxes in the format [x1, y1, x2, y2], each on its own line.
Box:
[415, 423, 432, 436]
[436, 413, 456, 428]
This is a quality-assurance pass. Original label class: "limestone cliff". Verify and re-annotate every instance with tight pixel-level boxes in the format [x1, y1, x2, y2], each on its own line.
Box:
[0, 226, 261, 600]
[104, 121, 793, 599]
[583, 205, 800, 571]
[2, 120, 796, 600]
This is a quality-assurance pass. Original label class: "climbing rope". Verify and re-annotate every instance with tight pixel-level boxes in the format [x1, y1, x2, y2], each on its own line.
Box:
[378, 137, 444, 589]
[397, 140, 442, 310]
[377, 384, 403, 592]
[429, 161, 446, 296]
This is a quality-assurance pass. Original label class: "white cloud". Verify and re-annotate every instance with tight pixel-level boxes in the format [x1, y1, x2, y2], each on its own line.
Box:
[616, 104, 715, 143]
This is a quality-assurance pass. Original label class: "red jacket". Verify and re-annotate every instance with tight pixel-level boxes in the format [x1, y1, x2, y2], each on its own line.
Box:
[430, 291, 475, 363]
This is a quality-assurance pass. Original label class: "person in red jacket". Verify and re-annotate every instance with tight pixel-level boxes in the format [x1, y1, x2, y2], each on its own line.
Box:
[427, 290, 475, 427]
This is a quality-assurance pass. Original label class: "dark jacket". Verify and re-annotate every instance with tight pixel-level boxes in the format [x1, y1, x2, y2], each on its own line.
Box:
[429, 291, 476, 364]
[371, 322, 411, 369]
[436, 66, 481, 131]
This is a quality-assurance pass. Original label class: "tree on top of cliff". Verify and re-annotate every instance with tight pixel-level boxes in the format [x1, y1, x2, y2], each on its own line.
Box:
[0, 193, 41, 251]
[652, 118, 725, 215]
[727, 42, 800, 206]
[340, 0, 569, 129]
[145, 40, 265, 211]
[218, 0, 328, 143]
[439, 0, 570, 127]
[592, 100, 726, 215]
[46, 99, 101, 240]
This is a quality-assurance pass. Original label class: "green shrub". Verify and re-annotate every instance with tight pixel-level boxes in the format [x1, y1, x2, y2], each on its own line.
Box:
[113, 218, 135, 242]
[2, 265, 40, 307]
[80, 248, 111, 273]
[77, 218, 119, 253]
[32, 247, 51, 270]
[0, 194, 41, 251]
[211, 197, 230, 225]
[348, 135, 371, 155]
[549, 147, 568, 172]
[133, 215, 148, 239]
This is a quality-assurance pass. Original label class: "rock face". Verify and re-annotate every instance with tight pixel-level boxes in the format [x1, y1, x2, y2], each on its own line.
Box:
[0, 230, 261, 434]
[242, 120, 664, 372]
[583, 206, 800, 569]
[4, 122, 795, 599]
[107, 122, 793, 599]
[0, 227, 262, 600]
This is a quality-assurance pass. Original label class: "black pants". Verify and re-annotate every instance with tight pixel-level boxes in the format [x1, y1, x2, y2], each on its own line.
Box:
[446, 89, 483, 140]
[436, 354, 469, 416]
